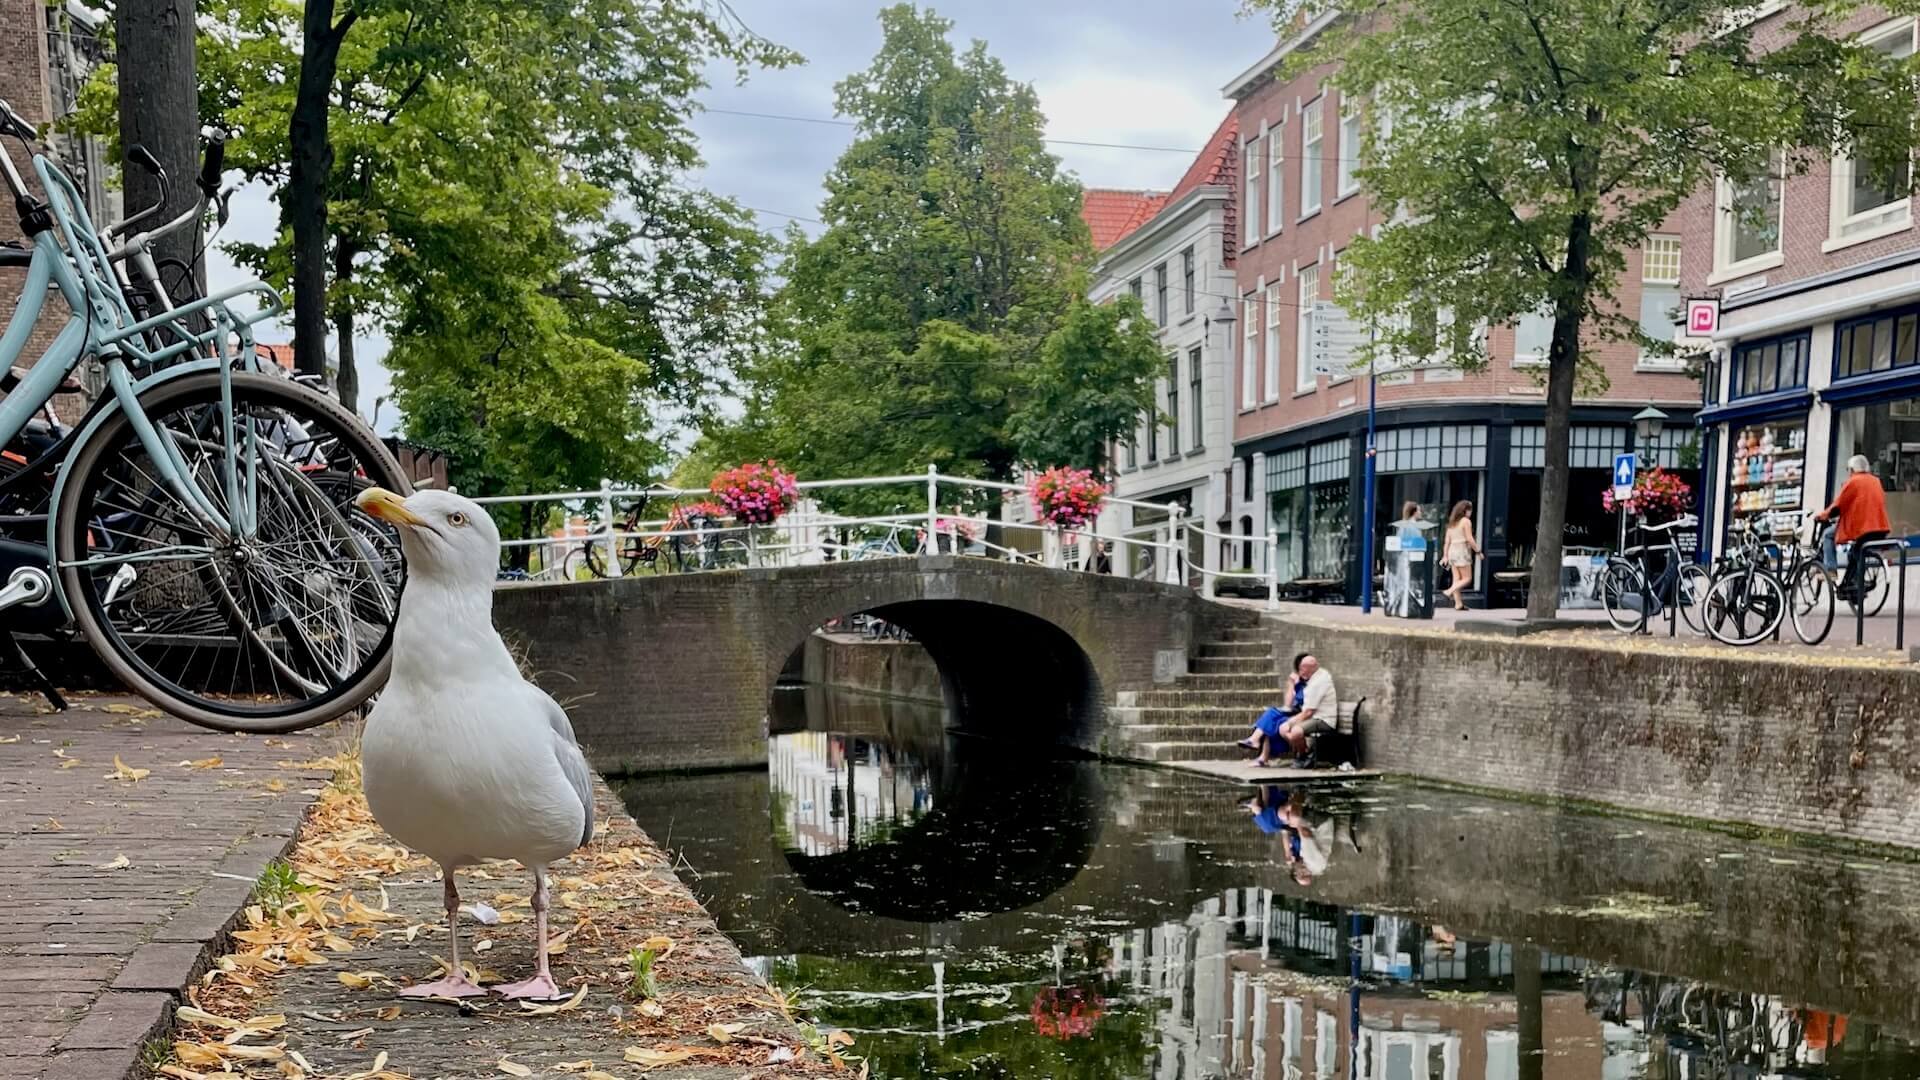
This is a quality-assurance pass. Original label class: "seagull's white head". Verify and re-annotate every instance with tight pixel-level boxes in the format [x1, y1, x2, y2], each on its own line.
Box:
[354, 487, 500, 590]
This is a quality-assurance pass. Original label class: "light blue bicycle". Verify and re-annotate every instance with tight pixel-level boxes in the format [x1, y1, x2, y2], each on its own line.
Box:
[0, 98, 407, 731]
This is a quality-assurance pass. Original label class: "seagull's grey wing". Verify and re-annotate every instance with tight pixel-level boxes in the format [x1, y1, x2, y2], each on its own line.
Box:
[537, 689, 596, 849]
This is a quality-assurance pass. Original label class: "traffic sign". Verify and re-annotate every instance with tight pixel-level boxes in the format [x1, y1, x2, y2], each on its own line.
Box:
[1310, 300, 1369, 374]
[1612, 452, 1637, 500]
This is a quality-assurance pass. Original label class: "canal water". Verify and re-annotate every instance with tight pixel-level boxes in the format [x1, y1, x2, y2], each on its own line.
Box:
[617, 687, 1920, 1079]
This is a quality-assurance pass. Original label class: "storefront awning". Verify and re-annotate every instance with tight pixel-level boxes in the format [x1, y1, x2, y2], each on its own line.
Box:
[1819, 367, 1920, 408]
[1694, 389, 1813, 427]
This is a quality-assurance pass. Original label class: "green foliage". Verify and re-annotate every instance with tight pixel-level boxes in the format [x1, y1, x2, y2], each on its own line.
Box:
[626, 944, 660, 1000]
[67, 0, 796, 549]
[709, 5, 1157, 512]
[253, 858, 313, 910]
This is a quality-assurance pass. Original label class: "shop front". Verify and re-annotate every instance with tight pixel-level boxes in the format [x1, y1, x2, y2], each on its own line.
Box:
[1266, 436, 1353, 596]
[1820, 302, 1920, 545]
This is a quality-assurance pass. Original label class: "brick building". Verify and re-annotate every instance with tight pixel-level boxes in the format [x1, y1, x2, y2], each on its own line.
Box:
[1687, 6, 1920, 557]
[1220, 22, 1699, 606]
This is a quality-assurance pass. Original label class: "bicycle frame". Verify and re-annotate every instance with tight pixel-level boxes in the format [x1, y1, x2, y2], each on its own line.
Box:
[2, 152, 284, 611]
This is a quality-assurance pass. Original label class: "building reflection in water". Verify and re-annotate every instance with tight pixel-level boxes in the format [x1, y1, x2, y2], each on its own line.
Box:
[714, 703, 1919, 1079]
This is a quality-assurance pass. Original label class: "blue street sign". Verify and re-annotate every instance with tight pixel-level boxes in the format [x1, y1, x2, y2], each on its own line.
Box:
[1612, 452, 1636, 498]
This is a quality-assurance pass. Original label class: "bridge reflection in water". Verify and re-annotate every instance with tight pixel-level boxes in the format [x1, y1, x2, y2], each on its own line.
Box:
[617, 689, 1920, 1079]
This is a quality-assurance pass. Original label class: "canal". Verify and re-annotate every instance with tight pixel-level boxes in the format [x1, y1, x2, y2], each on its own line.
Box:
[617, 687, 1920, 1079]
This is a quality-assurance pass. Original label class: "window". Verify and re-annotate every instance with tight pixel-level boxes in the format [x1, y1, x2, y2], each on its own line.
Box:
[1829, 20, 1917, 247]
[1244, 138, 1262, 246]
[1125, 436, 1136, 470]
[1835, 305, 1920, 378]
[1514, 307, 1553, 366]
[1265, 281, 1284, 401]
[1714, 150, 1783, 276]
[1266, 122, 1285, 233]
[1508, 424, 1628, 468]
[1296, 265, 1319, 392]
[1300, 100, 1324, 215]
[1308, 437, 1349, 483]
[1337, 101, 1362, 197]
[1165, 353, 1180, 457]
[1729, 329, 1810, 397]
[1268, 448, 1307, 491]
[1831, 397, 1920, 539]
[1639, 235, 1683, 367]
[1146, 401, 1159, 462]
[1154, 262, 1168, 326]
[1188, 346, 1204, 448]
[1376, 425, 1487, 472]
[1241, 295, 1259, 408]
[1181, 246, 1195, 314]
[1129, 276, 1143, 304]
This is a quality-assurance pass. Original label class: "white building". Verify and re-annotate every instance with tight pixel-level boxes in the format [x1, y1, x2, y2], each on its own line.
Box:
[1094, 112, 1241, 580]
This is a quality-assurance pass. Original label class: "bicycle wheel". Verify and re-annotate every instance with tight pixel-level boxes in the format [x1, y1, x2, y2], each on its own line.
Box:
[1861, 550, 1892, 616]
[55, 371, 406, 732]
[711, 537, 750, 569]
[1787, 562, 1836, 646]
[1703, 568, 1786, 646]
[1676, 563, 1713, 635]
[1600, 559, 1650, 634]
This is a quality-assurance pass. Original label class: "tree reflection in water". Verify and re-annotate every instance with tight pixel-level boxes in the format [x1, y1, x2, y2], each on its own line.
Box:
[619, 689, 1920, 1080]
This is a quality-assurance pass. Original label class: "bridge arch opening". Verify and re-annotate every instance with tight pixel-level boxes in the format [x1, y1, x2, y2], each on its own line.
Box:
[780, 599, 1102, 745]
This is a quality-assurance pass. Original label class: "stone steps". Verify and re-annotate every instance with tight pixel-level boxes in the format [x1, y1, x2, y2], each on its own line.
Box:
[1216, 626, 1274, 643]
[1115, 722, 1253, 745]
[1130, 740, 1263, 762]
[1168, 672, 1281, 690]
[1193, 641, 1272, 659]
[1191, 656, 1277, 676]
[1119, 688, 1283, 709]
[1112, 705, 1268, 726]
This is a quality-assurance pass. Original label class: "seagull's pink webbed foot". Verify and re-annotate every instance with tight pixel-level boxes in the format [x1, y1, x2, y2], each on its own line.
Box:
[398, 973, 490, 999]
[492, 971, 566, 1001]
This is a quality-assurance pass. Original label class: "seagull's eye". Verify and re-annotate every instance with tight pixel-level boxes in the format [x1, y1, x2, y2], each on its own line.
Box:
[448, 512, 468, 528]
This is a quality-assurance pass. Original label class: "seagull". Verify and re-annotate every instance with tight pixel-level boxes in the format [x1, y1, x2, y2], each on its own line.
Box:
[353, 487, 594, 1001]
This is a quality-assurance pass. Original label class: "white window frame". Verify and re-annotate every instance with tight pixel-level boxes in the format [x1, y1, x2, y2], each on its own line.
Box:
[1244, 138, 1262, 248]
[1825, 18, 1917, 252]
[1300, 99, 1324, 219]
[1241, 293, 1260, 409]
[1711, 149, 1785, 283]
[1264, 281, 1284, 402]
[1513, 307, 1553, 367]
[1638, 235, 1686, 370]
[1296, 264, 1320, 393]
[1336, 99, 1362, 199]
[1265, 120, 1285, 237]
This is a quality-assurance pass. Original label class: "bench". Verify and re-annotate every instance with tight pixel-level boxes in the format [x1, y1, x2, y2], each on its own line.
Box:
[1305, 697, 1366, 769]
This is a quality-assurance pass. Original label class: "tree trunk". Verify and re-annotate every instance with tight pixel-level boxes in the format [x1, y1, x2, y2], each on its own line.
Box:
[288, 1, 355, 379]
[510, 502, 533, 571]
[115, 0, 199, 277]
[332, 235, 358, 413]
[1526, 202, 1595, 621]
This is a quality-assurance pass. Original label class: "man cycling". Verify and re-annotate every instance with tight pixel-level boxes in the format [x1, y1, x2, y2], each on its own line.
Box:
[1815, 455, 1891, 602]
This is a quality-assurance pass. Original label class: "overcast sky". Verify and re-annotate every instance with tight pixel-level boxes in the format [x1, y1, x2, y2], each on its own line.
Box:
[209, 1, 1273, 438]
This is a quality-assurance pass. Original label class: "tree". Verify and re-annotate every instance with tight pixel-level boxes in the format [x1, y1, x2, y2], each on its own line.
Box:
[1250, 0, 1920, 618]
[1009, 296, 1166, 472]
[287, 0, 354, 384]
[115, 0, 200, 279]
[717, 5, 1161, 513]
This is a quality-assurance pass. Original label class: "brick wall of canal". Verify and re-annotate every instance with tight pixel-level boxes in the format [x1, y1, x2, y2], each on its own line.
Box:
[788, 633, 945, 705]
[1269, 615, 1920, 852]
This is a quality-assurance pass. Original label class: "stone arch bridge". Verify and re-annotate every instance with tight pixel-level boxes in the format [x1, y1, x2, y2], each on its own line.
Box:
[492, 556, 1253, 774]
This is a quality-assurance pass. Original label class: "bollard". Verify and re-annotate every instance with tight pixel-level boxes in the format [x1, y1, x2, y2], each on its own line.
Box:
[1265, 531, 1280, 611]
[1418, 538, 1436, 619]
[1898, 541, 1909, 652]
[597, 478, 615, 581]
[923, 464, 939, 560]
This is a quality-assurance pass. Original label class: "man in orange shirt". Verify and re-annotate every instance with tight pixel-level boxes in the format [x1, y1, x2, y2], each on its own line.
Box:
[1816, 454, 1892, 601]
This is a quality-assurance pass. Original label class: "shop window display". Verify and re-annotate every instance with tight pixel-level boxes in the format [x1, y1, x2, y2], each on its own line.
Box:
[1831, 396, 1920, 538]
[1727, 419, 1807, 540]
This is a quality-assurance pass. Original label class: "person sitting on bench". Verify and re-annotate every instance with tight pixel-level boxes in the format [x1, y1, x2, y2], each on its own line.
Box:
[1277, 655, 1337, 767]
[1238, 653, 1310, 767]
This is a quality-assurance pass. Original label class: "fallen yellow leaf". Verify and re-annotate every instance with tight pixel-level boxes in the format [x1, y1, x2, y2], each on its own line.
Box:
[188, 756, 223, 769]
[0, 734, 18, 743]
[639, 934, 674, 959]
[336, 971, 387, 989]
[624, 1046, 717, 1068]
[377, 1006, 401, 1021]
[107, 755, 150, 782]
[519, 983, 589, 1015]
[497, 1058, 533, 1077]
[707, 1022, 746, 1044]
[98, 854, 130, 871]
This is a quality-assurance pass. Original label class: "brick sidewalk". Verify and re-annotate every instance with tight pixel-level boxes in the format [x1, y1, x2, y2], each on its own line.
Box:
[0, 693, 340, 1080]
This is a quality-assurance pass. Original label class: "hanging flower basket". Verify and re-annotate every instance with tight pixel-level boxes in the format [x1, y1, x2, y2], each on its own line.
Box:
[710, 462, 799, 525]
[1027, 466, 1109, 530]
[1601, 465, 1693, 521]
[1030, 985, 1104, 1040]
[916, 516, 980, 554]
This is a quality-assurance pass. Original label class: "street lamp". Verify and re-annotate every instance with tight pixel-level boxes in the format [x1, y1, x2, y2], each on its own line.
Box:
[1633, 405, 1669, 464]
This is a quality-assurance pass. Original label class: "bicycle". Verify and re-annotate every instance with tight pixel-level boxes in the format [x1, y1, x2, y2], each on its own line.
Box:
[1599, 515, 1711, 636]
[0, 98, 406, 731]
[1762, 520, 1836, 645]
[1699, 523, 1789, 646]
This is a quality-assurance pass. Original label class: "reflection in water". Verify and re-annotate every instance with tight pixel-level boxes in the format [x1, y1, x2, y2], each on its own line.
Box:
[618, 689, 1920, 1080]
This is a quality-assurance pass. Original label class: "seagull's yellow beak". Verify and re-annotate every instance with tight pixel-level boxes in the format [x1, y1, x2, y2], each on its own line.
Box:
[354, 486, 426, 527]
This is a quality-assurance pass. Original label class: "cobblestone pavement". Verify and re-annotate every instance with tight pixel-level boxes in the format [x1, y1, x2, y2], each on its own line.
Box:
[0, 692, 339, 1080]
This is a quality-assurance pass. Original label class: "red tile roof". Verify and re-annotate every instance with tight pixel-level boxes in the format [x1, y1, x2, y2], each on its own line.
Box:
[1081, 188, 1169, 250]
[1152, 110, 1241, 268]
[255, 342, 295, 371]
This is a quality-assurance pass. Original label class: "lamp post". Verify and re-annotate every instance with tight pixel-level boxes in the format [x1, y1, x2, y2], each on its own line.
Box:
[1207, 299, 1238, 576]
[1633, 405, 1668, 466]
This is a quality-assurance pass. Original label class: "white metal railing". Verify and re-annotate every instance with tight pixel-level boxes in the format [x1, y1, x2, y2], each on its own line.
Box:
[469, 464, 1281, 609]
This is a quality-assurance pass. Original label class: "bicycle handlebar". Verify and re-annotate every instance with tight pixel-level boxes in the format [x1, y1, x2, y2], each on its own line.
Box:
[1637, 515, 1698, 533]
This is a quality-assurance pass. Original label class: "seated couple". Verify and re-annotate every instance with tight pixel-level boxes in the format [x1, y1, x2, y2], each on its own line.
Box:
[1235, 653, 1336, 768]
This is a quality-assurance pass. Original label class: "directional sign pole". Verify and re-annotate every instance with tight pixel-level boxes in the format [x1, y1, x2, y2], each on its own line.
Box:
[1613, 452, 1637, 556]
